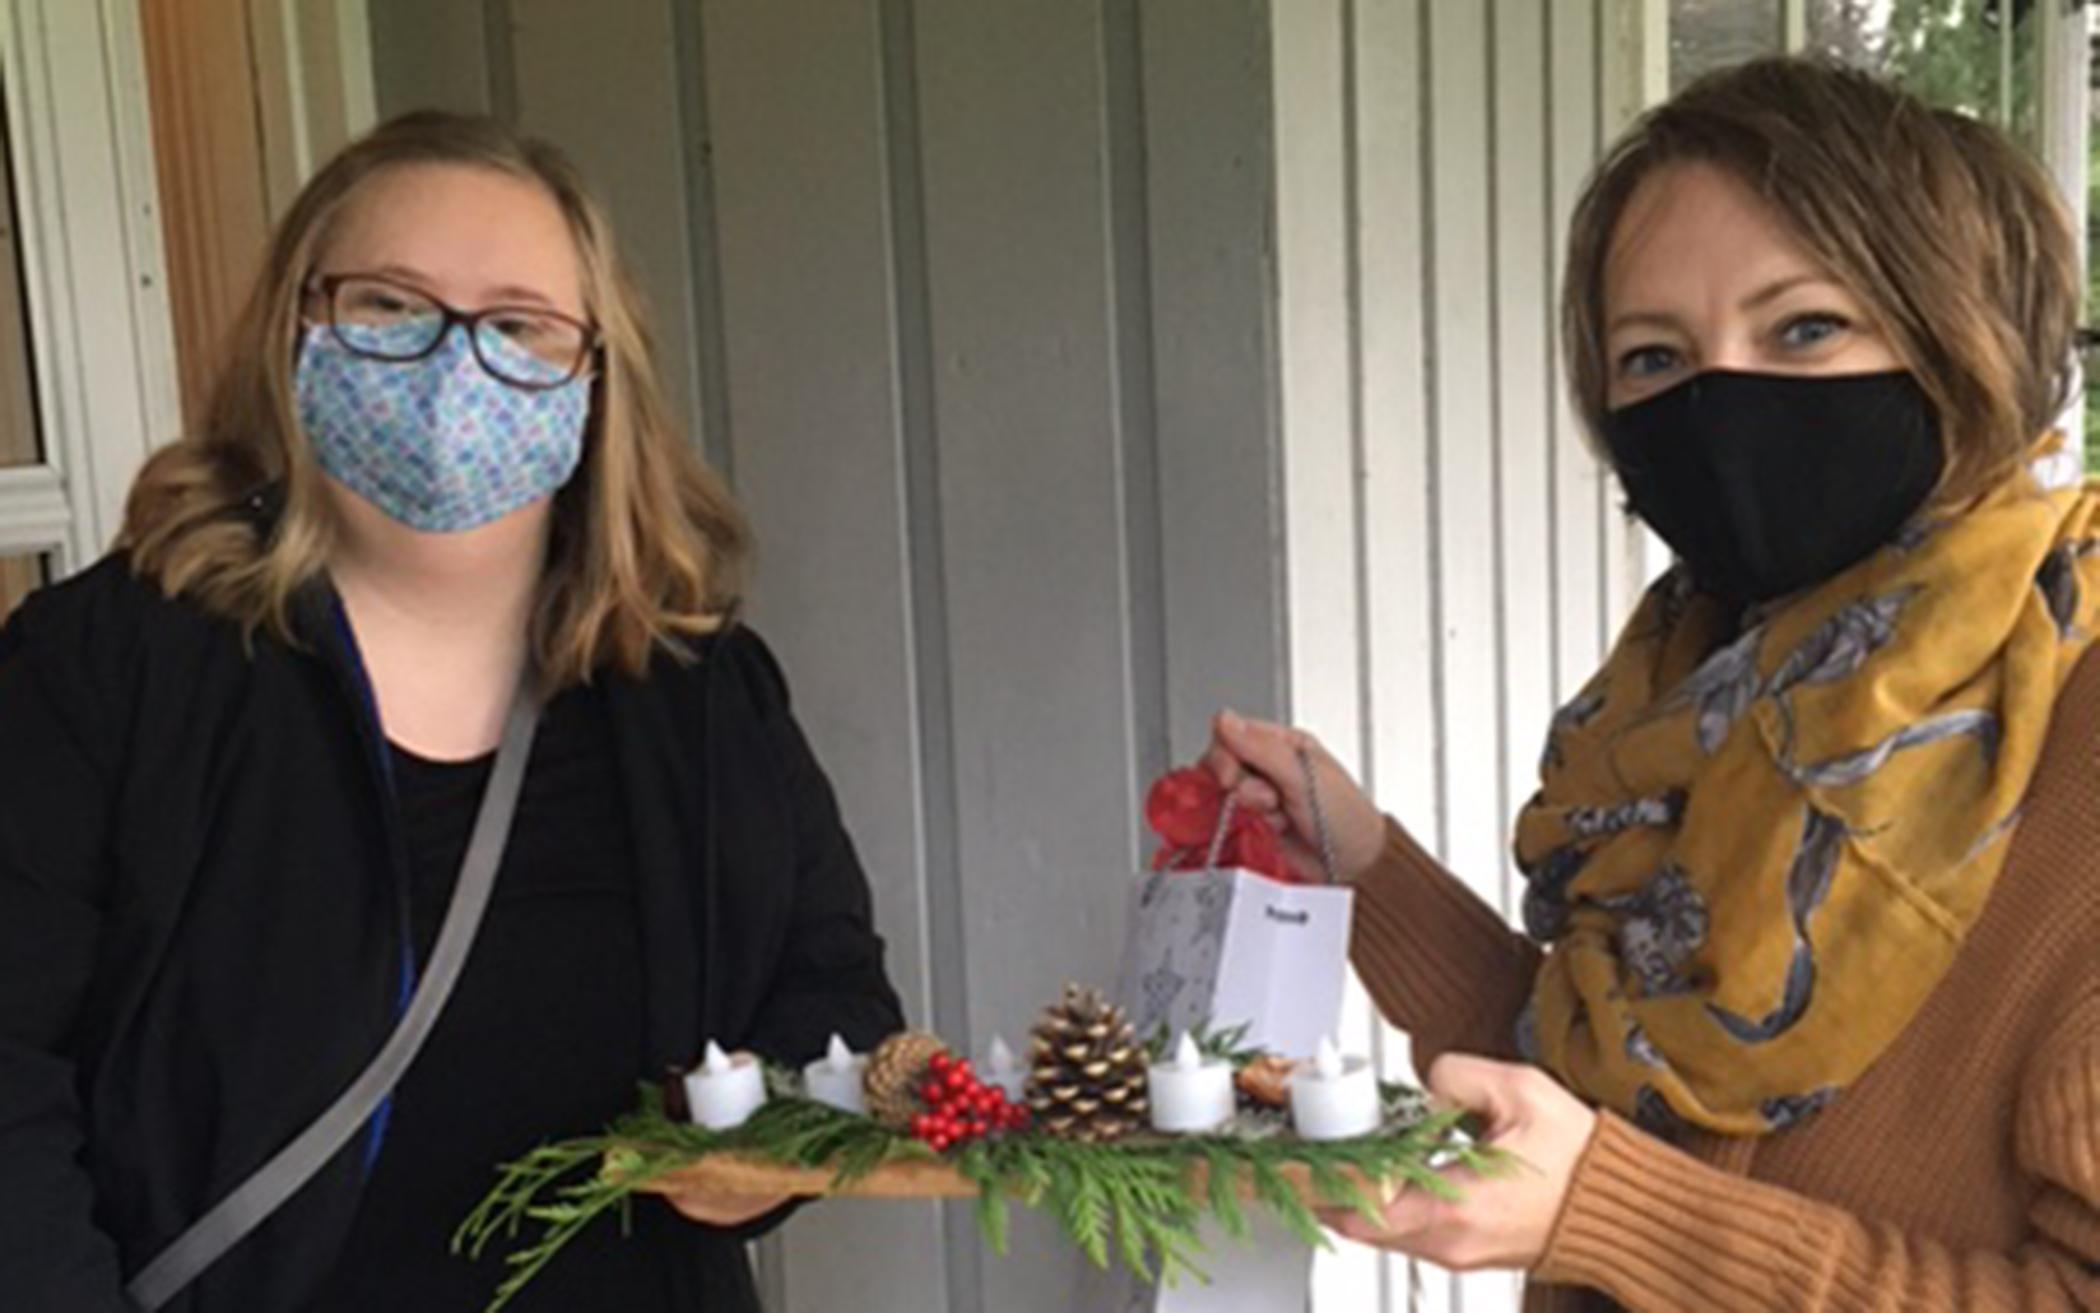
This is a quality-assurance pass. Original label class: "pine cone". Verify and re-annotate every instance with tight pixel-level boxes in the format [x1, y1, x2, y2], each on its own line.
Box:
[863, 1030, 948, 1128]
[1025, 985, 1150, 1143]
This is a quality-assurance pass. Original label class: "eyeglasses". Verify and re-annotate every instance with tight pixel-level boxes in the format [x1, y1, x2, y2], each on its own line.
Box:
[305, 272, 598, 390]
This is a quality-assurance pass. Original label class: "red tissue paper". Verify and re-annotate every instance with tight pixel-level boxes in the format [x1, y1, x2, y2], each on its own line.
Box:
[1142, 767, 1299, 884]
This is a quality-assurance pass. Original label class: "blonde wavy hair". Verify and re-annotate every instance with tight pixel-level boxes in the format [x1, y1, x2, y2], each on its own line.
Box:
[121, 111, 748, 685]
[1562, 58, 2079, 503]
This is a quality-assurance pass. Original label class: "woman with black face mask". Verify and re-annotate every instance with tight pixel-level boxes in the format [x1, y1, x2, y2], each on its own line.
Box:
[1194, 59, 2100, 1311]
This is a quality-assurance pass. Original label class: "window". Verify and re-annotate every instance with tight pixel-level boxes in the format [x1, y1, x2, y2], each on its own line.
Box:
[1671, 0, 1786, 91]
[0, 2, 181, 583]
[0, 64, 57, 626]
[0, 73, 40, 470]
[0, 551, 46, 623]
[1810, 1, 2039, 141]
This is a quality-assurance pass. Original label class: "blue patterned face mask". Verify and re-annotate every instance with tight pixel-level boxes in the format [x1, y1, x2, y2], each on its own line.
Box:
[296, 322, 590, 533]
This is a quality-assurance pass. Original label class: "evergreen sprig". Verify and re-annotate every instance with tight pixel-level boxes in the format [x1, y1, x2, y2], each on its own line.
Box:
[455, 1073, 1505, 1312]
[1140, 1018, 1264, 1067]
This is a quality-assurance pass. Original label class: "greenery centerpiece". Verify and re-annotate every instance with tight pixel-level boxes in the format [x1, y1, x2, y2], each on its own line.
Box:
[455, 1006, 1505, 1313]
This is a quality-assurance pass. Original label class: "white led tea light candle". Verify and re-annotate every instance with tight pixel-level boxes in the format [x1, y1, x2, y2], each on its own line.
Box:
[982, 1034, 1028, 1103]
[802, 1033, 867, 1115]
[685, 1040, 768, 1130]
[1287, 1037, 1381, 1141]
[1147, 1031, 1236, 1134]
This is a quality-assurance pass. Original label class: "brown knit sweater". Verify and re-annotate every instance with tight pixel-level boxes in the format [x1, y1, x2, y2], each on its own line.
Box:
[1349, 650, 2100, 1311]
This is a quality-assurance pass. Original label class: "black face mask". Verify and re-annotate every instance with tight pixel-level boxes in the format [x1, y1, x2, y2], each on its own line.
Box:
[1602, 369, 1945, 606]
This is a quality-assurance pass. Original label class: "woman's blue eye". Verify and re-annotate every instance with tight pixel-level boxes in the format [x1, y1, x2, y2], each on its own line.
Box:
[1618, 345, 1680, 379]
[1778, 313, 1848, 350]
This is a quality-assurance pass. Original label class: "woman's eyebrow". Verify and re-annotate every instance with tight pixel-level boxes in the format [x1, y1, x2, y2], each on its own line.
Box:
[484, 285, 556, 309]
[1607, 309, 1681, 336]
[366, 262, 436, 291]
[356, 264, 558, 311]
[1738, 273, 1835, 311]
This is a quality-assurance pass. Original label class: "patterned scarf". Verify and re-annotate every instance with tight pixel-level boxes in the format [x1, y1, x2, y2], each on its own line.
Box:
[1517, 472, 2100, 1137]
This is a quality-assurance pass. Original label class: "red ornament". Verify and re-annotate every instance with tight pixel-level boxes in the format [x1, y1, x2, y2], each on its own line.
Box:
[1145, 767, 1225, 848]
[1143, 766, 1298, 883]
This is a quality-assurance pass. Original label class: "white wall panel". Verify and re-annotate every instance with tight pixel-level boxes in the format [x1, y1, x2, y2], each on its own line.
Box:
[1272, 2, 1650, 1309]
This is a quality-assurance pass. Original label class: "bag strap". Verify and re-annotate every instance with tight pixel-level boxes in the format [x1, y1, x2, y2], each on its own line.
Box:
[1293, 745, 1341, 885]
[1201, 746, 1341, 885]
[125, 686, 541, 1311]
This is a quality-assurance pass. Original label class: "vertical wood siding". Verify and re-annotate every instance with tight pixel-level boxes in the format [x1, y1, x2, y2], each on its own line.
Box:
[1273, 2, 1646, 1309]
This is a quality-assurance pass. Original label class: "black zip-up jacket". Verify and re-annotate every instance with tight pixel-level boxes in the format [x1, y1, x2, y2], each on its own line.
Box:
[0, 557, 904, 1311]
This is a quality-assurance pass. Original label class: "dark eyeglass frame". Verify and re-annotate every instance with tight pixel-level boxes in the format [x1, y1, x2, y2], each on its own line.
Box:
[305, 271, 601, 391]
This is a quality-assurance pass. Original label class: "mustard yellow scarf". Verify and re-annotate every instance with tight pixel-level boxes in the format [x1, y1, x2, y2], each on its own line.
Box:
[1517, 473, 2100, 1137]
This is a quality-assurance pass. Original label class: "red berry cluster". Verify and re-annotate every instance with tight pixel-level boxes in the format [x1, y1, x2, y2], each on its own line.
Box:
[907, 1051, 1029, 1151]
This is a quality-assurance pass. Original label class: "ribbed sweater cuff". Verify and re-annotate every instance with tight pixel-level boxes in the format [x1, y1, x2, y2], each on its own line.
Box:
[1535, 1112, 1829, 1311]
[1347, 818, 1537, 1057]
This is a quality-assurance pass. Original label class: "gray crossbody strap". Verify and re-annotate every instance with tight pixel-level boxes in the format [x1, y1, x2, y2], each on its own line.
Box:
[125, 687, 541, 1311]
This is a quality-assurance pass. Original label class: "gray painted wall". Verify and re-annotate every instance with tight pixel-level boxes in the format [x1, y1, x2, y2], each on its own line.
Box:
[367, 2, 1290, 1309]
[362, 3, 1639, 1310]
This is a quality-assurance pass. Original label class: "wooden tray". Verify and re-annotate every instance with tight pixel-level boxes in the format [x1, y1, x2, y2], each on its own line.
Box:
[635, 1151, 1398, 1206]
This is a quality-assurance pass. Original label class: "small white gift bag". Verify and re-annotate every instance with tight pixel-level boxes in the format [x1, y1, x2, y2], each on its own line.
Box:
[1115, 865, 1353, 1060]
[1101, 762, 1357, 1312]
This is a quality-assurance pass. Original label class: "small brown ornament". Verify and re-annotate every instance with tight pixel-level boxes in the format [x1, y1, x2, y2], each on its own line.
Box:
[1024, 984, 1150, 1143]
[1233, 1054, 1298, 1109]
[863, 1030, 949, 1129]
[660, 1064, 693, 1122]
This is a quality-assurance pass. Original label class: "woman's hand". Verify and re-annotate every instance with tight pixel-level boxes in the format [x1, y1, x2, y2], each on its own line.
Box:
[1319, 1054, 1597, 1271]
[661, 1188, 793, 1229]
[1200, 711, 1387, 882]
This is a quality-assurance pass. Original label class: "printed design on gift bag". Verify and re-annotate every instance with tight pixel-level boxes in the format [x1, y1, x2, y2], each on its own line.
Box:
[1137, 871, 1171, 911]
[1193, 872, 1234, 943]
[1140, 952, 1190, 1022]
[1125, 878, 1229, 1040]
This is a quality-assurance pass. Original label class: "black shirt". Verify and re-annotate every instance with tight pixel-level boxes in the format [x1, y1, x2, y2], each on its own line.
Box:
[310, 687, 684, 1312]
[0, 558, 904, 1313]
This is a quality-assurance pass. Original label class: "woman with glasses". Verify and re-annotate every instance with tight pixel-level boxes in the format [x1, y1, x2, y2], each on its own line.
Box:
[0, 113, 901, 1312]
[1202, 60, 2099, 1310]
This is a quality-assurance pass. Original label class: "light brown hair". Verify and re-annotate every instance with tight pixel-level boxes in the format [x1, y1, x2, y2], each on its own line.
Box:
[121, 111, 748, 685]
[1562, 57, 2079, 501]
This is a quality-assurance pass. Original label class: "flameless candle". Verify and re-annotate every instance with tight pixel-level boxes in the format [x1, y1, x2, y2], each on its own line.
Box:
[803, 1033, 867, 1114]
[983, 1034, 1027, 1103]
[1147, 1031, 1237, 1134]
[1287, 1037, 1380, 1141]
[684, 1040, 768, 1130]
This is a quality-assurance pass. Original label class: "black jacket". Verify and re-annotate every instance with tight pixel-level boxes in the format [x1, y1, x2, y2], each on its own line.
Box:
[0, 557, 904, 1311]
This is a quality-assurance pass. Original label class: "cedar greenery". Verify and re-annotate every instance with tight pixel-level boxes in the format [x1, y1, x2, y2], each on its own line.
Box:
[454, 1070, 1505, 1312]
[1140, 1018, 1262, 1067]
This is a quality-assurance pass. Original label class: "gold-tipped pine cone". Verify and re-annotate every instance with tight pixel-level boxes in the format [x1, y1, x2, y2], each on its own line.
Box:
[863, 1029, 949, 1129]
[1024, 984, 1150, 1143]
